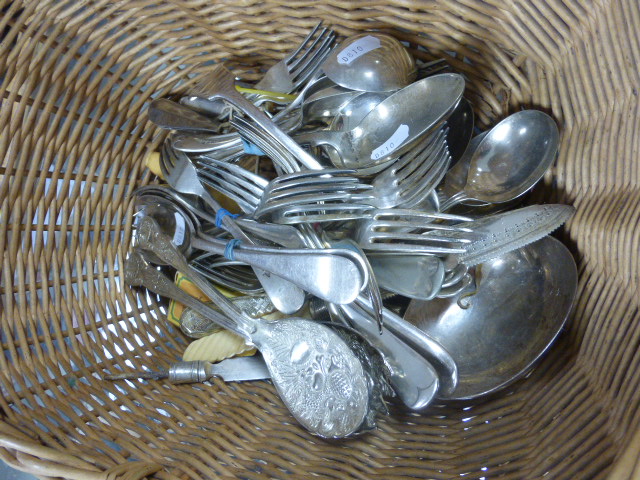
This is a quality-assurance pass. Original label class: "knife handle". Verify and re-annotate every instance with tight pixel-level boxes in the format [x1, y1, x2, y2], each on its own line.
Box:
[104, 362, 211, 384]
[168, 361, 211, 384]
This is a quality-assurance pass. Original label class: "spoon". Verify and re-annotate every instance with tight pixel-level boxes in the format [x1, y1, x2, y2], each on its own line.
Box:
[133, 198, 365, 305]
[439, 110, 559, 211]
[125, 246, 371, 438]
[295, 73, 465, 169]
[403, 235, 577, 400]
[329, 91, 391, 132]
[322, 32, 416, 92]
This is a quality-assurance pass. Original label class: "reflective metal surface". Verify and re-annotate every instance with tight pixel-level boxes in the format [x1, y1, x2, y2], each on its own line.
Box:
[322, 32, 416, 92]
[404, 236, 578, 400]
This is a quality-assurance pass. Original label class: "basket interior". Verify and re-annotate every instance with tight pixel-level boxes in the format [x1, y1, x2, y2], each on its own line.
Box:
[1, 1, 640, 478]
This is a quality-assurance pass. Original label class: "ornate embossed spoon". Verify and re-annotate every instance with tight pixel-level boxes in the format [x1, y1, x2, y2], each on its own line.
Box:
[128, 218, 371, 438]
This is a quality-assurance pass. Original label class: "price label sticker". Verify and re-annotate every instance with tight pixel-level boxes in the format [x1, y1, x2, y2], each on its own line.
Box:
[337, 35, 381, 65]
[370, 124, 409, 160]
[173, 211, 186, 245]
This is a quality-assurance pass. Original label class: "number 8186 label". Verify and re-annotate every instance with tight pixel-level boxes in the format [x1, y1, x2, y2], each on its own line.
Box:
[337, 35, 382, 65]
[370, 124, 409, 160]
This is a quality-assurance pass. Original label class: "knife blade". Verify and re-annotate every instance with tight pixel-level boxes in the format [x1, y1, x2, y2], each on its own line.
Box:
[446, 204, 575, 268]
[167, 356, 271, 384]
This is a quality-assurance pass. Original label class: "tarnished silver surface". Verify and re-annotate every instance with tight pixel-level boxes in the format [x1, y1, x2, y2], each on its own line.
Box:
[254, 319, 369, 437]
[326, 323, 393, 430]
[332, 301, 440, 411]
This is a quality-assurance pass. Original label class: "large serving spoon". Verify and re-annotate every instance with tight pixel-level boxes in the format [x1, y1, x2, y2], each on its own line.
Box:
[321, 32, 416, 92]
[404, 235, 577, 400]
[128, 220, 371, 438]
[439, 110, 559, 211]
[295, 73, 465, 169]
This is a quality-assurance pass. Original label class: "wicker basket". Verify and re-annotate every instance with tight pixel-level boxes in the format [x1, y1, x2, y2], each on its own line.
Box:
[1, 1, 639, 478]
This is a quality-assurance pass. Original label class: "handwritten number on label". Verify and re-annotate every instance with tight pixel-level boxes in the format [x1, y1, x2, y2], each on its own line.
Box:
[337, 36, 382, 65]
[370, 124, 409, 160]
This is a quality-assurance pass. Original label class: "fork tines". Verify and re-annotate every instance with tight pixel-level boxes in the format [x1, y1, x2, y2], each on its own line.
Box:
[195, 157, 268, 214]
[254, 169, 376, 224]
[354, 209, 475, 254]
[285, 22, 336, 88]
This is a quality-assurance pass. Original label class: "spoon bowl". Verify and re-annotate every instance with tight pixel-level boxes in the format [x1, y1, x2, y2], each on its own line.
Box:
[329, 91, 391, 132]
[403, 235, 577, 400]
[322, 32, 416, 92]
[440, 110, 559, 210]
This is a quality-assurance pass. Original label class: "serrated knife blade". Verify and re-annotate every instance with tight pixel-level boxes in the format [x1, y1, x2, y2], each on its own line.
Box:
[448, 204, 575, 267]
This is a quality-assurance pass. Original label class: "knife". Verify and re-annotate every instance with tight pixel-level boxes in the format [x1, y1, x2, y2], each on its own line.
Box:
[103, 355, 271, 384]
[445, 204, 575, 268]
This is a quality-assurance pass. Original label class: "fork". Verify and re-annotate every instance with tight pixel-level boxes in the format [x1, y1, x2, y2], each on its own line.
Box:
[159, 142, 306, 314]
[352, 209, 474, 254]
[255, 22, 337, 94]
[190, 253, 265, 295]
[196, 156, 268, 214]
[251, 130, 452, 219]
[229, 115, 302, 174]
[371, 129, 451, 209]
[253, 169, 377, 224]
[186, 64, 325, 171]
[177, 23, 335, 124]
[242, 147, 450, 224]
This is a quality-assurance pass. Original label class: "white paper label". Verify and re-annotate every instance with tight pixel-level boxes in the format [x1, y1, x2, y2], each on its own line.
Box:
[337, 35, 381, 65]
[173, 211, 186, 245]
[370, 124, 409, 160]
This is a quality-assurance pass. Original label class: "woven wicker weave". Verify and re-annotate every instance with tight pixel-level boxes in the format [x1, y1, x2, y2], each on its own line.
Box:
[1, 1, 639, 478]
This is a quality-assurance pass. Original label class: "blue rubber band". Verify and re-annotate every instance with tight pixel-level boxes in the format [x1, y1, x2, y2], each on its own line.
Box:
[241, 138, 267, 156]
[224, 239, 242, 261]
[215, 208, 239, 228]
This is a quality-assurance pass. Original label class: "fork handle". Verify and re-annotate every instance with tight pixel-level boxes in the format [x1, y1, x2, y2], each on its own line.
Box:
[209, 65, 324, 171]
[294, 130, 345, 159]
[354, 295, 458, 397]
[190, 237, 363, 305]
[199, 189, 306, 314]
